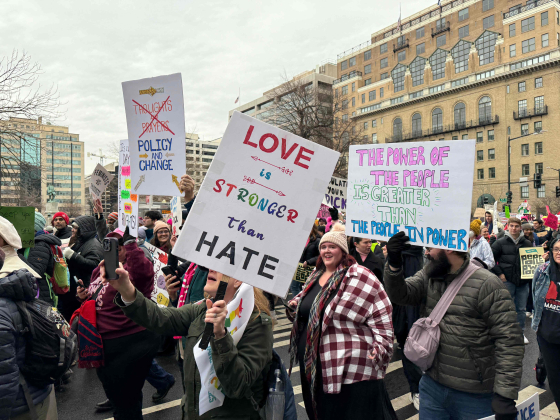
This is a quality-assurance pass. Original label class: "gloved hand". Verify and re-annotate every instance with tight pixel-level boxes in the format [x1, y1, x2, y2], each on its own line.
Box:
[386, 231, 410, 269]
[63, 247, 75, 260]
[492, 393, 517, 420]
[122, 226, 136, 245]
[328, 207, 338, 221]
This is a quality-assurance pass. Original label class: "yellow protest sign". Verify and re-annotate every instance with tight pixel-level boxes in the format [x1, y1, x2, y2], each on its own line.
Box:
[519, 247, 545, 279]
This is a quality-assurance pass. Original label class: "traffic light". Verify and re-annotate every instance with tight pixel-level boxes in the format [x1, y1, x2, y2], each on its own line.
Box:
[534, 173, 542, 189]
[556, 186, 560, 198]
[483, 196, 489, 205]
[506, 191, 513, 204]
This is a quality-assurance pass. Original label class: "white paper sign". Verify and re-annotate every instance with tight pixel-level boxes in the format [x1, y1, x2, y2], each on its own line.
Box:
[122, 73, 186, 196]
[323, 176, 347, 211]
[169, 196, 182, 237]
[172, 111, 339, 296]
[118, 140, 139, 237]
[479, 392, 539, 420]
[346, 140, 475, 251]
[143, 242, 171, 308]
[89, 163, 114, 200]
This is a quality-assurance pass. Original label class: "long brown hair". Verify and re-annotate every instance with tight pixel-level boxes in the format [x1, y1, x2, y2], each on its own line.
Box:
[309, 224, 319, 242]
[150, 227, 172, 251]
[315, 253, 356, 270]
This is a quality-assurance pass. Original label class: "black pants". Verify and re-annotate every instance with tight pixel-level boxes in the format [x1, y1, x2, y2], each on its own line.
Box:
[537, 333, 560, 411]
[97, 330, 161, 420]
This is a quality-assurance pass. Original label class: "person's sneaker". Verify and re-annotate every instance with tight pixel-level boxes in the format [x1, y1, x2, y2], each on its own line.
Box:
[524, 335, 529, 345]
[95, 399, 113, 413]
[409, 393, 420, 411]
[526, 311, 532, 318]
[152, 379, 175, 403]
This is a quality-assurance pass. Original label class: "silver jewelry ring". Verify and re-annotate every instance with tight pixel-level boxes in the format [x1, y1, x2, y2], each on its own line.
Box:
[214, 313, 217, 319]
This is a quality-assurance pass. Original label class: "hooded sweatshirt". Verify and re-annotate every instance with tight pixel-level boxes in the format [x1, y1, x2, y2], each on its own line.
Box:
[0, 216, 41, 280]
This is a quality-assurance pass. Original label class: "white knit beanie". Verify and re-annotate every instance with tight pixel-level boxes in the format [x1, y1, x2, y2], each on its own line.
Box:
[319, 222, 349, 254]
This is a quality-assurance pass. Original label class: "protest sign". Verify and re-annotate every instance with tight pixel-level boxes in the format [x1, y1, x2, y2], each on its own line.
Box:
[480, 392, 539, 420]
[292, 263, 314, 283]
[0, 206, 35, 248]
[323, 176, 347, 210]
[346, 140, 476, 251]
[89, 163, 114, 200]
[473, 208, 486, 218]
[170, 196, 182, 236]
[520, 247, 545, 279]
[172, 111, 339, 296]
[122, 73, 187, 196]
[317, 204, 330, 219]
[118, 140, 139, 236]
[143, 242, 171, 307]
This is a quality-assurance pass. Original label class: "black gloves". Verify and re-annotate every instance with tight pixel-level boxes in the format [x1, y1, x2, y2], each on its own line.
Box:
[122, 226, 136, 245]
[328, 207, 339, 221]
[386, 231, 410, 269]
[492, 393, 517, 420]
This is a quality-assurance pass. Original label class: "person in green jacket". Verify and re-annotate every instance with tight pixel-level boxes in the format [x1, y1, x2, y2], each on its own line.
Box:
[99, 262, 274, 420]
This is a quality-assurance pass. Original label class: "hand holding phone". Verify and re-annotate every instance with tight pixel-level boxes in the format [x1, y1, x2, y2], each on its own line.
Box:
[103, 238, 119, 280]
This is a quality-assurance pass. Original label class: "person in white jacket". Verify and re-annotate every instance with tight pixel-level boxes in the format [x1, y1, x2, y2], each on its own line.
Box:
[469, 219, 495, 269]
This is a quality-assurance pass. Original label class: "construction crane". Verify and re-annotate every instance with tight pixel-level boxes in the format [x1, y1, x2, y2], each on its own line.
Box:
[87, 149, 108, 165]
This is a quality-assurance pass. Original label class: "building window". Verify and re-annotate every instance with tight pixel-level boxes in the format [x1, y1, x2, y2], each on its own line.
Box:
[363, 121, 368, 130]
[521, 185, 529, 198]
[479, 96, 492, 123]
[488, 148, 495, 160]
[392, 64, 406, 93]
[483, 15, 495, 30]
[349, 57, 356, 66]
[416, 43, 425, 55]
[488, 129, 494, 141]
[436, 18, 446, 30]
[477, 131, 484, 142]
[362, 94, 365, 104]
[522, 164, 530, 176]
[535, 121, 542, 133]
[412, 113, 422, 136]
[342, 114, 348, 122]
[452, 136, 458, 140]
[364, 64, 372, 74]
[351, 97, 355, 106]
[518, 81, 526, 92]
[510, 44, 516, 57]
[452, 40, 471, 73]
[380, 43, 388, 54]
[372, 133, 378, 143]
[522, 16, 535, 33]
[509, 23, 516, 37]
[372, 119, 377, 127]
[393, 118, 403, 141]
[535, 77, 543, 88]
[410, 56, 427, 86]
[521, 124, 529, 136]
[437, 34, 447, 47]
[342, 99, 348, 110]
[458, 25, 470, 38]
[380, 87, 384, 97]
[341, 60, 348, 70]
[489, 167, 496, 178]
[416, 27, 425, 39]
[522, 38, 536, 53]
[364, 50, 372, 60]
[534, 141, 543, 154]
[364, 78, 371, 86]
[380, 57, 388, 68]
[518, 99, 527, 117]
[482, 0, 494, 11]
[536, 162, 543, 174]
[380, 72, 389, 80]
[462, 134, 468, 140]
[477, 169, 484, 179]
[430, 49, 447, 80]
[398, 50, 406, 62]
[537, 185, 546, 198]
[542, 11, 549, 26]
[476, 31, 498, 65]
[432, 108, 443, 131]
[369, 90, 376, 101]
[477, 150, 484, 161]
[454, 102, 466, 128]
[507, 85, 510, 93]
[352, 82, 355, 92]
[542, 33, 549, 47]
[459, 7, 469, 21]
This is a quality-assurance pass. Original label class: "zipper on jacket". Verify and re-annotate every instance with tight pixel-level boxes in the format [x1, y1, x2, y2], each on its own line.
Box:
[467, 347, 484, 384]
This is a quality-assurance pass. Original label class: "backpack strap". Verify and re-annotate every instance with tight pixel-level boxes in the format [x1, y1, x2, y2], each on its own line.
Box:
[19, 372, 39, 420]
[15, 302, 35, 338]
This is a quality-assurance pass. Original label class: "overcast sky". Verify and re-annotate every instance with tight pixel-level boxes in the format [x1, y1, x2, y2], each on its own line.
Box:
[1, 0, 434, 174]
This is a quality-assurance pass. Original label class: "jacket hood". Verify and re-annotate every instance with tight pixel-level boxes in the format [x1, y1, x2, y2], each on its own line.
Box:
[74, 215, 97, 238]
[0, 269, 38, 301]
[504, 231, 523, 245]
[34, 233, 62, 247]
[0, 216, 23, 249]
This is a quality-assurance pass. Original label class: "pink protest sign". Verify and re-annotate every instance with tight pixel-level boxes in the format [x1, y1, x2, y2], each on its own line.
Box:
[317, 204, 330, 219]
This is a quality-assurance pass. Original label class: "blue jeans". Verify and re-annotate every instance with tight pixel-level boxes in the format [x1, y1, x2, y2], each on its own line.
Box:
[146, 359, 175, 391]
[504, 281, 530, 331]
[419, 375, 493, 420]
[289, 279, 303, 297]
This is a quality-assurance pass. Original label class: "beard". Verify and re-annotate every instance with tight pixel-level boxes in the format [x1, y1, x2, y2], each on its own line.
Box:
[425, 249, 452, 278]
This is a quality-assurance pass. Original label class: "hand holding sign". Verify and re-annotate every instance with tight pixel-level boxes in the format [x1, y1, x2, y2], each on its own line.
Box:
[180, 174, 195, 201]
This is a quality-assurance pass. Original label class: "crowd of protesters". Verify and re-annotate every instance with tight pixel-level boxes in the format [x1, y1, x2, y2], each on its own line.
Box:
[1, 175, 559, 420]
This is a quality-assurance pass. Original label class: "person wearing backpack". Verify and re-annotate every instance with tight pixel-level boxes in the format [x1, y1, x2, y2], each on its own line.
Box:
[383, 232, 525, 420]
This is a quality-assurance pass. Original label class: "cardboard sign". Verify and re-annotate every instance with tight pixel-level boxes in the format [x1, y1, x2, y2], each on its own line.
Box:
[118, 140, 139, 236]
[0, 206, 35, 248]
[292, 263, 314, 283]
[346, 140, 475, 251]
[520, 247, 545, 279]
[480, 392, 539, 420]
[122, 73, 187, 196]
[323, 176, 347, 210]
[170, 196, 182, 237]
[172, 111, 339, 296]
[143, 242, 171, 307]
[473, 208, 486, 218]
[89, 163, 114, 200]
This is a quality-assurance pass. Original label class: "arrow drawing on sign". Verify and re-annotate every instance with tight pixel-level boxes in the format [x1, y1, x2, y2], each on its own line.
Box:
[251, 180, 286, 197]
[171, 174, 183, 192]
[251, 156, 282, 170]
[166, 152, 175, 158]
[139, 153, 148, 158]
[134, 175, 145, 191]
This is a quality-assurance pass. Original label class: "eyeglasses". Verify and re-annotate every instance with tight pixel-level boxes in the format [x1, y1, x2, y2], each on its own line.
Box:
[551, 249, 560, 254]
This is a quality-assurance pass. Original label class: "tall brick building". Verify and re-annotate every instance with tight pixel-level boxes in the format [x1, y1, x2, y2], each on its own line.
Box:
[335, 0, 560, 214]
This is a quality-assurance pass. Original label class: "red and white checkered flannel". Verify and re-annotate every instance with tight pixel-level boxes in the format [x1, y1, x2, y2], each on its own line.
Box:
[291, 263, 394, 393]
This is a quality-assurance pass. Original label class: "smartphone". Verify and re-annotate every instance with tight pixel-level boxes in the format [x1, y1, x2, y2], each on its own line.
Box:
[161, 266, 175, 277]
[103, 238, 119, 280]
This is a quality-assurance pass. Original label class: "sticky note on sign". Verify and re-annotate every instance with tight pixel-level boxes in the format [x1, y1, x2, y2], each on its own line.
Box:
[157, 293, 170, 307]
[124, 203, 132, 214]
[125, 179, 131, 189]
[121, 166, 131, 176]
[121, 190, 130, 199]
[131, 194, 138, 202]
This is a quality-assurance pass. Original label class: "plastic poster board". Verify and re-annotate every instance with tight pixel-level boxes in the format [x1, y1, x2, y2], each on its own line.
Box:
[118, 140, 139, 236]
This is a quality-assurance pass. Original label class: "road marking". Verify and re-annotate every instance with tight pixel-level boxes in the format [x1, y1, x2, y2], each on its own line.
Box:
[386, 360, 403, 374]
[273, 330, 292, 339]
[275, 318, 292, 327]
[273, 323, 293, 333]
[515, 385, 546, 403]
[274, 339, 290, 348]
[541, 402, 560, 419]
[104, 399, 181, 420]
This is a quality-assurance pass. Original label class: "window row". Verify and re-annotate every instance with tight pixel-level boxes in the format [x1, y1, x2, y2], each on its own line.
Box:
[476, 149, 496, 161]
[509, 12, 549, 38]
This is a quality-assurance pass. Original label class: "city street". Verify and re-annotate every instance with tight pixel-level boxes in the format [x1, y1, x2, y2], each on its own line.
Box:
[57, 305, 559, 420]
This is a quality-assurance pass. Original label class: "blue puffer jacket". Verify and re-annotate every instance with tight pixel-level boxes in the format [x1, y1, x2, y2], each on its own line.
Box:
[0, 269, 51, 420]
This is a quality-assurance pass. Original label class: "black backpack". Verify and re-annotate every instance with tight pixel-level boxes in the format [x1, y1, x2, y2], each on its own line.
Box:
[16, 298, 78, 388]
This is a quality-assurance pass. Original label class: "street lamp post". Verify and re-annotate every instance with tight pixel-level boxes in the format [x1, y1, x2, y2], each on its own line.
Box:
[507, 131, 546, 198]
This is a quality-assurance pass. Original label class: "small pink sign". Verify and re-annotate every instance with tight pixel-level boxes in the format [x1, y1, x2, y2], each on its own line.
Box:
[121, 166, 131, 176]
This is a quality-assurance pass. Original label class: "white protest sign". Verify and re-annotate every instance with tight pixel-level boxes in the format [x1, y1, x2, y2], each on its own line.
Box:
[479, 392, 539, 420]
[172, 111, 339, 296]
[143, 242, 171, 308]
[323, 176, 347, 211]
[346, 140, 475, 251]
[89, 163, 114, 200]
[122, 73, 186, 196]
[118, 140, 139, 236]
[169, 196, 182, 237]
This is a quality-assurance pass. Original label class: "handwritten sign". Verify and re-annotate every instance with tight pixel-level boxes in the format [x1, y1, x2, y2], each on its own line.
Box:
[346, 140, 475, 251]
[118, 140, 138, 236]
[317, 204, 330, 219]
[0, 206, 35, 248]
[480, 392, 539, 420]
[323, 176, 347, 210]
[172, 111, 339, 296]
[143, 242, 171, 307]
[292, 263, 314, 283]
[169, 196, 182, 237]
[89, 163, 114, 200]
[122, 73, 187, 196]
[520, 247, 545, 279]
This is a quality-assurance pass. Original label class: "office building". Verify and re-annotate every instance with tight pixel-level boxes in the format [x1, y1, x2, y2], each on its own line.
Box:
[186, 133, 222, 191]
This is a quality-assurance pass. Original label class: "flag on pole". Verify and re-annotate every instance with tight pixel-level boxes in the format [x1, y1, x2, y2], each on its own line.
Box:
[234, 88, 240, 104]
[438, 0, 441, 5]
[397, 4, 402, 31]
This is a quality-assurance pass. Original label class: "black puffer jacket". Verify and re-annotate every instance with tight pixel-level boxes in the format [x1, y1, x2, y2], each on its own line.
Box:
[350, 248, 384, 282]
[54, 225, 72, 240]
[491, 232, 533, 286]
[299, 237, 320, 266]
[0, 269, 51, 419]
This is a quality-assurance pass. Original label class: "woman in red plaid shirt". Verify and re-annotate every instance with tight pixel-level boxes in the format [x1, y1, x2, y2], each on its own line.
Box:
[287, 223, 397, 420]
